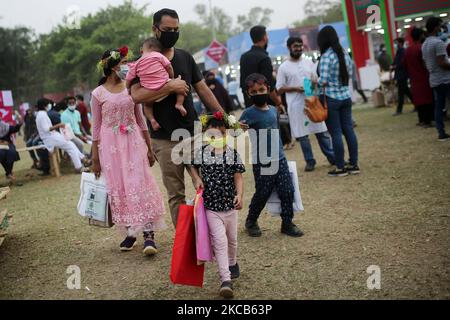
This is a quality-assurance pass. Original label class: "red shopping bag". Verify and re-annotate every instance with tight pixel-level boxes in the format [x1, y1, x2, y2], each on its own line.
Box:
[170, 203, 205, 287]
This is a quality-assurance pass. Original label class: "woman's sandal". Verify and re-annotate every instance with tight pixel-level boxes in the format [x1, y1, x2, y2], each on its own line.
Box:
[7, 175, 23, 187]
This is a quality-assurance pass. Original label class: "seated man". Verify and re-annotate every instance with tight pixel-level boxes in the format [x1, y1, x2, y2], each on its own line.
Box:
[25, 101, 52, 176]
[24, 107, 40, 169]
[35, 98, 90, 174]
[48, 101, 62, 126]
[0, 113, 23, 185]
[61, 96, 90, 155]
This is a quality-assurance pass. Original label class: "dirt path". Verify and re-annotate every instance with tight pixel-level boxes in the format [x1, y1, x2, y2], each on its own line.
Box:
[1, 105, 449, 300]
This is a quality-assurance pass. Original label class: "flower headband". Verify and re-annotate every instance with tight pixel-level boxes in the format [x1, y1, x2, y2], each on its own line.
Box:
[200, 112, 241, 131]
[97, 46, 131, 71]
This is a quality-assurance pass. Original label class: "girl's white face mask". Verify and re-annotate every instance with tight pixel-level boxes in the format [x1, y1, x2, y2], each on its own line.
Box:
[116, 64, 129, 80]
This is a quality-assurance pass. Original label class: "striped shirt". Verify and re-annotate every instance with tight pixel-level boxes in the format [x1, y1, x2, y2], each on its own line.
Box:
[318, 48, 353, 100]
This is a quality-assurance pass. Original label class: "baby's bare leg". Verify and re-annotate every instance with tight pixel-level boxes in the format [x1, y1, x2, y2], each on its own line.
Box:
[175, 94, 187, 117]
[144, 102, 161, 131]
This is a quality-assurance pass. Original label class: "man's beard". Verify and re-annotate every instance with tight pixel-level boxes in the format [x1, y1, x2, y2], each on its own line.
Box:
[290, 51, 302, 59]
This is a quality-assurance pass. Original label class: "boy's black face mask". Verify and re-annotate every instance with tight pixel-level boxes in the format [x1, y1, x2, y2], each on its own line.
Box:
[250, 94, 269, 107]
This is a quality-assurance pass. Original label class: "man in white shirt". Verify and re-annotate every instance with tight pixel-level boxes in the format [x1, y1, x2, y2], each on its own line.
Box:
[277, 37, 335, 172]
[35, 98, 89, 173]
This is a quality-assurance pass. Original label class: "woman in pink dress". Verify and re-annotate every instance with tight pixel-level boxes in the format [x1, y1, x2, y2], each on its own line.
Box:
[91, 46, 166, 256]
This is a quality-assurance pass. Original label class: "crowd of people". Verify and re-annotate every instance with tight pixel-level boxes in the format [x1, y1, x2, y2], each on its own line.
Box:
[383, 17, 450, 141]
[88, 8, 361, 298]
[2, 8, 449, 298]
[0, 94, 92, 185]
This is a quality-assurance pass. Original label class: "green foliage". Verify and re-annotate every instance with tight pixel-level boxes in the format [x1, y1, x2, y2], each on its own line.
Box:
[177, 5, 274, 54]
[236, 7, 274, 34]
[0, 1, 275, 100]
[293, 0, 343, 27]
[194, 4, 234, 38]
[33, 1, 152, 93]
[0, 27, 39, 101]
[177, 22, 215, 55]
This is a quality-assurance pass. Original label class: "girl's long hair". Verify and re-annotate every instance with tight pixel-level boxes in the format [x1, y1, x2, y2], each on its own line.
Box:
[98, 50, 122, 86]
[317, 26, 349, 86]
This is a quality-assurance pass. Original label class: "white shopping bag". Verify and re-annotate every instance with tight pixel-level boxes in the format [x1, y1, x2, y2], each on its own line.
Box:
[78, 173, 112, 227]
[267, 161, 304, 216]
[60, 123, 75, 141]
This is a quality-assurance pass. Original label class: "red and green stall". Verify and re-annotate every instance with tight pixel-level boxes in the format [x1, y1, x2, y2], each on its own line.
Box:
[342, 0, 450, 70]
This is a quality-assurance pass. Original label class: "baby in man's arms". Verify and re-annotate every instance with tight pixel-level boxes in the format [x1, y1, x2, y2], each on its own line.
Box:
[126, 37, 186, 131]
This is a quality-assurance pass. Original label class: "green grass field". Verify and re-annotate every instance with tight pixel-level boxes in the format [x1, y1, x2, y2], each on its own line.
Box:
[1, 104, 449, 300]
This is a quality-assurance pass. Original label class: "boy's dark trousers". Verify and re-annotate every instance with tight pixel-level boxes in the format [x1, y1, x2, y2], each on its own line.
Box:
[247, 158, 294, 224]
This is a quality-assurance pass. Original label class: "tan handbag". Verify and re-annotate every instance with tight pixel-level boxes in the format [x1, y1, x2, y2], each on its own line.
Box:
[304, 89, 328, 123]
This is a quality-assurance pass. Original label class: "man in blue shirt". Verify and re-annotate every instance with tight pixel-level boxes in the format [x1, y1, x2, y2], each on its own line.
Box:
[240, 73, 304, 238]
[61, 96, 89, 154]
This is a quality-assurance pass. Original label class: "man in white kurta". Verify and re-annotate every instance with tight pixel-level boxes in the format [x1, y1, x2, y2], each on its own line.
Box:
[35, 101, 86, 171]
[277, 37, 335, 172]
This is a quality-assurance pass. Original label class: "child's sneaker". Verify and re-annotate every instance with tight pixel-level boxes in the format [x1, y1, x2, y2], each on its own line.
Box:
[281, 222, 304, 238]
[346, 165, 361, 175]
[328, 168, 349, 177]
[120, 237, 137, 252]
[143, 232, 157, 256]
[245, 220, 262, 237]
[220, 281, 234, 299]
[438, 134, 450, 142]
[229, 263, 240, 280]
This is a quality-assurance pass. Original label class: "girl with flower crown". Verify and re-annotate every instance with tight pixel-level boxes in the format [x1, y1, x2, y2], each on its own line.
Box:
[91, 47, 166, 255]
[190, 112, 245, 298]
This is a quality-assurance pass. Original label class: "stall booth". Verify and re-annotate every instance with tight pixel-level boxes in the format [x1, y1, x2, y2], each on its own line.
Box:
[342, 0, 449, 104]
[343, 0, 449, 71]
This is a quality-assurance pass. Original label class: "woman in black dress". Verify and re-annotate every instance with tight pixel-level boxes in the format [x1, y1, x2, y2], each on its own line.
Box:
[0, 114, 24, 186]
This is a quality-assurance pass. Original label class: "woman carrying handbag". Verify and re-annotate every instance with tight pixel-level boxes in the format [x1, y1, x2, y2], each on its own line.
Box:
[316, 26, 360, 177]
[91, 47, 166, 255]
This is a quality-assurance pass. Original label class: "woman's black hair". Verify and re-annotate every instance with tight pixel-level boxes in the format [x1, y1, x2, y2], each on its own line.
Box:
[98, 49, 123, 86]
[36, 98, 51, 111]
[411, 27, 424, 42]
[54, 101, 66, 112]
[317, 26, 349, 86]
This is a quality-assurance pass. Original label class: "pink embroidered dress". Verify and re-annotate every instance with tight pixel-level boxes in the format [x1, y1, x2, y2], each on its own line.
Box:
[91, 86, 166, 234]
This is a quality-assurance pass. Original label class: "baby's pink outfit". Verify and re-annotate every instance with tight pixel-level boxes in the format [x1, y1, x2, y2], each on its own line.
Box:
[126, 52, 171, 91]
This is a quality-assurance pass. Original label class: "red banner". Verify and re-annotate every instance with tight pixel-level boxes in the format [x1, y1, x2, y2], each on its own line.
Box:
[0, 107, 14, 123]
[394, 0, 450, 18]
